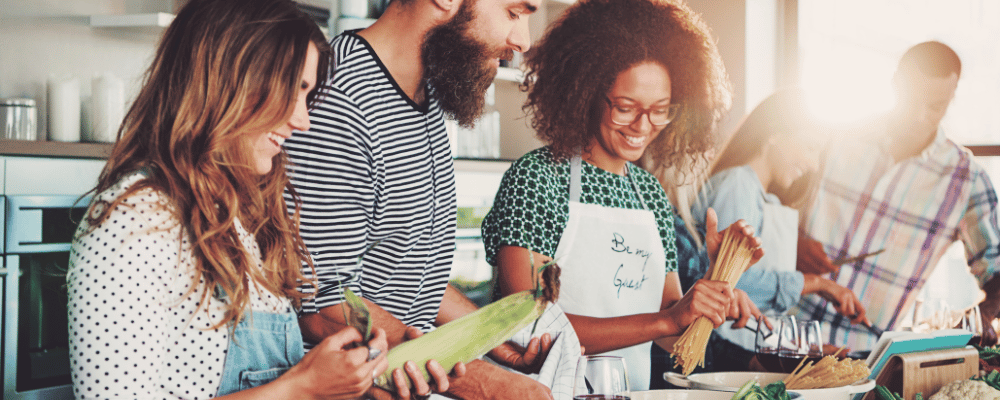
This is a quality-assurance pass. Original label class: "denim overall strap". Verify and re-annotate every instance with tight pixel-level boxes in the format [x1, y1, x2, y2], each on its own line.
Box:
[216, 310, 304, 396]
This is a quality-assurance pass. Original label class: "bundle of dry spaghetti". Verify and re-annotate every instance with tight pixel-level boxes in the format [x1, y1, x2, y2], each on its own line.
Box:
[672, 229, 757, 375]
[783, 349, 871, 389]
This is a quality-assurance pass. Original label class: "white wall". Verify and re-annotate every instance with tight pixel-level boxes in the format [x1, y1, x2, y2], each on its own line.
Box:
[0, 0, 175, 140]
[685, 0, 785, 137]
[685, 0, 748, 136]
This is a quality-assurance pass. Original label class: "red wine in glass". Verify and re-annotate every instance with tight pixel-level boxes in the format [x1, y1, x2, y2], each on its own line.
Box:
[779, 353, 805, 373]
[756, 348, 784, 373]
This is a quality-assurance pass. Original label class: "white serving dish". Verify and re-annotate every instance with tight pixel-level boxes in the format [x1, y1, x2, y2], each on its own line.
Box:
[630, 389, 801, 400]
[664, 371, 874, 400]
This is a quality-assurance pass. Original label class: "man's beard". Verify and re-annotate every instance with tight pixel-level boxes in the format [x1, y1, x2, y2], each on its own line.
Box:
[422, 1, 513, 128]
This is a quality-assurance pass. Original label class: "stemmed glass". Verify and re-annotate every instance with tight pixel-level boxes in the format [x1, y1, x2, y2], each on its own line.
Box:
[964, 305, 984, 346]
[913, 298, 953, 333]
[797, 320, 824, 367]
[573, 355, 629, 400]
[755, 315, 799, 373]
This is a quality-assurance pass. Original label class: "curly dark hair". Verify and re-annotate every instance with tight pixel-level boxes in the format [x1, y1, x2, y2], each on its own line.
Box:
[522, 0, 731, 173]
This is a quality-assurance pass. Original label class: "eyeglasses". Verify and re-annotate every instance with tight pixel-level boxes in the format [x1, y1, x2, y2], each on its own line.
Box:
[604, 97, 680, 126]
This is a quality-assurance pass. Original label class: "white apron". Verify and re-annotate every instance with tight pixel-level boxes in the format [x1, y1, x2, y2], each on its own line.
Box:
[715, 191, 799, 351]
[553, 156, 666, 390]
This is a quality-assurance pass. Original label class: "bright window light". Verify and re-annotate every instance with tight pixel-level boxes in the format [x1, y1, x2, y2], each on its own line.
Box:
[797, 0, 1000, 318]
[798, 0, 1000, 144]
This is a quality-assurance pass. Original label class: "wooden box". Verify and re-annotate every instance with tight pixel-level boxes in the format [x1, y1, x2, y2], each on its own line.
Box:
[862, 347, 979, 400]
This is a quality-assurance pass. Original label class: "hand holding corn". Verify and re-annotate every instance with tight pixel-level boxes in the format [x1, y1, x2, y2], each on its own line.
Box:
[371, 264, 562, 392]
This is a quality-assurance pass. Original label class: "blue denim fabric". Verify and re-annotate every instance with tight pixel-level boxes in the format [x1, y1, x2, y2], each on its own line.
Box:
[216, 310, 304, 396]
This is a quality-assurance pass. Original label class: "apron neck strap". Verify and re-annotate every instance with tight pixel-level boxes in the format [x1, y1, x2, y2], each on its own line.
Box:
[569, 155, 649, 210]
[570, 155, 584, 202]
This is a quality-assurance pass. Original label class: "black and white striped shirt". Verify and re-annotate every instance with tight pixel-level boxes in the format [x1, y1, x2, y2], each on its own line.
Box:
[285, 31, 457, 332]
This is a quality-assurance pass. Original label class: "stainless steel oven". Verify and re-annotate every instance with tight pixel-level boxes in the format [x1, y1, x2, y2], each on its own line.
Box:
[1, 155, 105, 400]
[3, 195, 89, 400]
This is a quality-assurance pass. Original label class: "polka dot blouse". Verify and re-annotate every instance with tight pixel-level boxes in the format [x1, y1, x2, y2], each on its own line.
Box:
[67, 172, 291, 399]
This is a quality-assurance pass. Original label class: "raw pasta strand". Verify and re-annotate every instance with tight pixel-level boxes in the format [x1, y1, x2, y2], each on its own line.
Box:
[783, 354, 871, 389]
[672, 229, 756, 375]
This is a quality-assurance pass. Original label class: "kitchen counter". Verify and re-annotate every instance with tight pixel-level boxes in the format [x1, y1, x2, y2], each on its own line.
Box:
[0, 139, 113, 159]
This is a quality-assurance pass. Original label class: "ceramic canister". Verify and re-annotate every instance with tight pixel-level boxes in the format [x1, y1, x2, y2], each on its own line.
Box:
[48, 74, 81, 142]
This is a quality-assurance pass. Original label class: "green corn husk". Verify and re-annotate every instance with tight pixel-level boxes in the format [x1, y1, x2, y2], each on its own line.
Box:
[342, 287, 372, 341]
[340, 241, 381, 342]
[373, 263, 560, 391]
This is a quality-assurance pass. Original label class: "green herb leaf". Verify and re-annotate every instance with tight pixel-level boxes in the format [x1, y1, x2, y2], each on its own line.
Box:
[973, 369, 1000, 391]
[762, 381, 790, 400]
[977, 344, 1000, 361]
[730, 381, 790, 400]
[875, 385, 903, 400]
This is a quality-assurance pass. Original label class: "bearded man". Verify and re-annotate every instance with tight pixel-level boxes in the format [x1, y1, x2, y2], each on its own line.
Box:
[283, 0, 556, 399]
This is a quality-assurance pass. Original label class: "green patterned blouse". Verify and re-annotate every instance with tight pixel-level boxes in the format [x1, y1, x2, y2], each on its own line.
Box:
[481, 147, 678, 273]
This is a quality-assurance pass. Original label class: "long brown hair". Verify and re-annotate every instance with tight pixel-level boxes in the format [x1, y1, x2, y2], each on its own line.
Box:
[523, 0, 731, 175]
[87, 0, 330, 328]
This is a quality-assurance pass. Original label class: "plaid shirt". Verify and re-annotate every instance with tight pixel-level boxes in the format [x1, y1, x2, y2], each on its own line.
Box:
[796, 118, 1000, 350]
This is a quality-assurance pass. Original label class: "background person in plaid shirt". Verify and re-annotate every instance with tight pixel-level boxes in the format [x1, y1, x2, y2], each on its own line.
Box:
[794, 41, 1000, 351]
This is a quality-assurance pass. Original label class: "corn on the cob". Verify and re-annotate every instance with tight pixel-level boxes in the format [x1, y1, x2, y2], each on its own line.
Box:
[372, 264, 560, 391]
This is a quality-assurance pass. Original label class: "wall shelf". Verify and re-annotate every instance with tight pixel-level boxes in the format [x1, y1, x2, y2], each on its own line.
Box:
[89, 13, 175, 28]
[0, 140, 113, 159]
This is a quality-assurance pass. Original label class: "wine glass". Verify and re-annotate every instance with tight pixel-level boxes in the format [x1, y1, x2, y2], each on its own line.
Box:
[755, 315, 798, 373]
[754, 316, 778, 372]
[797, 320, 824, 367]
[914, 298, 953, 332]
[963, 305, 984, 346]
[573, 355, 629, 400]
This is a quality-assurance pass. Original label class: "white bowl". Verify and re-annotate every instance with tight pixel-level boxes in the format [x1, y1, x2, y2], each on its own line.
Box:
[663, 371, 874, 400]
[630, 389, 801, 400]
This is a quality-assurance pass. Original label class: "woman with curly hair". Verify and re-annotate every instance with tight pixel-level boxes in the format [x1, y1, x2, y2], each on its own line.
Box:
[61, 0, 450, 398]
[481, 0, 764, 389]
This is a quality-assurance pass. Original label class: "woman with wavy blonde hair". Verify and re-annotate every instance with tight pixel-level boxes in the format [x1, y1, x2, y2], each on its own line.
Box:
[67, 0, 393, 398]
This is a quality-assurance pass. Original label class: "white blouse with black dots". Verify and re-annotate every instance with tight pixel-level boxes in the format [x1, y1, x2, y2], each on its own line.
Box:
[67, 172, 292, 399]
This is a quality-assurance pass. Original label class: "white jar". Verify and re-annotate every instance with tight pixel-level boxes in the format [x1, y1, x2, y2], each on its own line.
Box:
[48, 75, 81, 142]
[88, 73, 125, 143]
